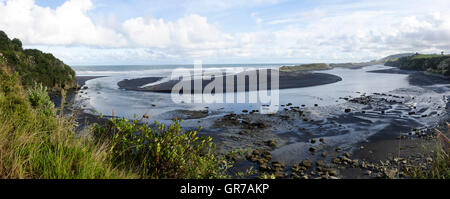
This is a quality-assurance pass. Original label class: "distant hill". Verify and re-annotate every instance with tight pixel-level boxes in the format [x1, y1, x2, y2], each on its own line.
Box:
[280, 63, 331, 71]
[385, 53, 450, 76]
[0, 30, 75, 92]
[378, 53, 415, 63]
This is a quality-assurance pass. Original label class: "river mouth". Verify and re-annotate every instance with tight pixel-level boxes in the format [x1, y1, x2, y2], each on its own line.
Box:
[73, 64, 450, 177]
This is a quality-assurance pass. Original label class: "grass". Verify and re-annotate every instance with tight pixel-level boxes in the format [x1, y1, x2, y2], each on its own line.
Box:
[405, 128, 450, 179]
[411, 54, 446, 60]
[0, 70, 136, 179]
[0, 66, 230, 179]
[92, 116, 230, 179]
[280, 63, 330, 72]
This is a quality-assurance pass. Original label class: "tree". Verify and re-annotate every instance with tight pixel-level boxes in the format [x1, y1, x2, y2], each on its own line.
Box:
[11, 38, 22, 51]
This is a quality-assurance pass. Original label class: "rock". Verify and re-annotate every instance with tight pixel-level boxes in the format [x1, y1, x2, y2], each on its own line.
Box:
[267, 140, 276, 147]
[259, 164, 268, 171]
[316, 160, 324, 167]
[319, 138, 325, 143]
[257, 158, 268, 165]
[329, 176, 339, 179]
[309, 147, 317, 153]
[360, 146, 364, 150]
[321, 152, 327, 158]
[365, 170, 372, 176]
[301, 160, 313, 168]
[252, 150, 260, 156]
[335, 147, 341, 152]
[426, 157, 433, 162]
[272, 161, 285, 169]
[344, 152, 351, 158]
[385, 169, 397, 179]
[262, 152, 272, 161]
[242, 110, 249, 113]
[314, 104, 318, 107]
[329, 170, 337, 176]
[345, 109, 351, 113]
[332, 158, 341, 164]
[311, 139, 316, 144]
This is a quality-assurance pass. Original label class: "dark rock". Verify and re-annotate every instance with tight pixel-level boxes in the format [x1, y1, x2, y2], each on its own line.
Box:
[301, 160, 313, 168]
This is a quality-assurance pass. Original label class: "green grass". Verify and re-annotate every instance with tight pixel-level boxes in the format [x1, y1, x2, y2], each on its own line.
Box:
[0, 70, 136, 179]
[407, 148, 449, 179]
[280, 63, 330, 71]
[410, 54, 446, 60]
[92, 116, 230, 179]
[0, 66, 230, 179]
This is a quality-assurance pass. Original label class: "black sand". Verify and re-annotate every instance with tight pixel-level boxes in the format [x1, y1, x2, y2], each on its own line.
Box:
[117, 69, 343, 93]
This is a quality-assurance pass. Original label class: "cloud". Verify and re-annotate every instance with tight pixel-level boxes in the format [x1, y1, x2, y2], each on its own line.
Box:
[1, 0, 450, 64]
[122, 14, 232, 49]
[0, 0, 127, 47]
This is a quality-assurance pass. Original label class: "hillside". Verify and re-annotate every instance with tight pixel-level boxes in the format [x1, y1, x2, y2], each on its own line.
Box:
[0, 31, 75, 92]
[280, 63, 331, 71]
[385, 54, 450, 76]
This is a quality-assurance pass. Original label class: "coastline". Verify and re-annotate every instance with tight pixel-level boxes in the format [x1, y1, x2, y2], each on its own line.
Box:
[67, 69, 450, 179]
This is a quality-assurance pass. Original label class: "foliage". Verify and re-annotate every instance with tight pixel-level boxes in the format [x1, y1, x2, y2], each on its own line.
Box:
[0, 30, 75, 92]
[27, 83, 56, 116]
[280, 63, 330, 71]
[407, 148, 449, 179]
[0, 69, 134, 179]
[385, 54, 450, 76]
[93, 117, 229, 179]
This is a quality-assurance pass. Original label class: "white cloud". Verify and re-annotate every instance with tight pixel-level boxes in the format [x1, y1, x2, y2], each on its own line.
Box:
[122, 14, 233, 49]
[1, 0, 450, 64]
[0, 0, 127, 47]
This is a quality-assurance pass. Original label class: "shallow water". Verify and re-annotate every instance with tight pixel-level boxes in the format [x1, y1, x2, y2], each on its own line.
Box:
[74, 65, 410, 121]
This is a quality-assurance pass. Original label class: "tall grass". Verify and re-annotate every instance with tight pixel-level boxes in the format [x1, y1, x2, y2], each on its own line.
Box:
[0, 68, 229, 179]
[0, 70, 136, 179]
[406, 128, 450, 179]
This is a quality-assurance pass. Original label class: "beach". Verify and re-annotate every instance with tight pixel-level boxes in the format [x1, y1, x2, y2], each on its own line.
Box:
[67, 65, 450, 179]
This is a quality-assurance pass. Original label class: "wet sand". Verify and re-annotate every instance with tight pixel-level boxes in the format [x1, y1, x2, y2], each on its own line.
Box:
[68, 70, 450, 179]
[117, 69, 343, 93]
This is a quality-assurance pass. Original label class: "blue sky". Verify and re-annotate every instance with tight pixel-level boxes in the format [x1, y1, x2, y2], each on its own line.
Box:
[1, 0, 450, 65]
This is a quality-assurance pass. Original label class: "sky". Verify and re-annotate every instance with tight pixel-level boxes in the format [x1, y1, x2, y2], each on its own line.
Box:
[0, 0, 450, 65]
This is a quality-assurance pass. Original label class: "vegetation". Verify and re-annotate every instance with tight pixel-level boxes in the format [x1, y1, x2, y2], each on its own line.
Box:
[280, 63, 330, 71]
[385, 53, 450, 76]
[0, 30, 228, 179]
[0, 70, 135, 179]
[92, 117, 229, 179]
[407, 148, 449, 179]
[0, 67, 228, 179]
[0, 30, 75, 92]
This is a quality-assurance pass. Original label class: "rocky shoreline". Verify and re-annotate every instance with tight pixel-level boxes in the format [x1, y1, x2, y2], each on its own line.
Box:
[63, 70, 449, 179]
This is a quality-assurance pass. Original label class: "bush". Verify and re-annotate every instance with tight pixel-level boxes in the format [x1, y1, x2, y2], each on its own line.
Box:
[93, 117, 229, 179]
[0, 30, 75, 91]
[0, 70, 135, 179]
[27, 83, 56, 116]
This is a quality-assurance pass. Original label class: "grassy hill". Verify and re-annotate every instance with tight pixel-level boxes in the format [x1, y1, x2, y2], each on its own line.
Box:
[280, 63, 331, 71]
[385, 54, 450, 76]
[0, 31, 75, 92]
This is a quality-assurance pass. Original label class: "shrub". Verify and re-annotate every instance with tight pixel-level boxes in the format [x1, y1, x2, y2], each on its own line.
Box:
[0, 71, 135, 179]
[27, 83, 56, 116]
[93, 117, 229, 179]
